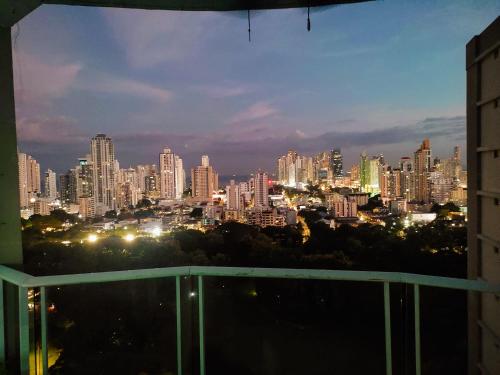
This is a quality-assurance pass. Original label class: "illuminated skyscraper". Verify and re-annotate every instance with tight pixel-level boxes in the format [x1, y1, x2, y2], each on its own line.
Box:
[44, 169, 57, 200]
[175, 155, 185, 199]
[76, 157, 93, 199]
[367, 157, 380, 194]
[330, 148, 343, 178]
[226, 179, 240, 210]
[254, 172, 269, 208]
[413, 139, 432, 203]
[399, 157, 413, 201]
[159, 148, 176, 200]
[18, 152, 40, 208]
[191, 155, 218, 201]
[90, 134, 116, 215]
[359, 152, 368, 192]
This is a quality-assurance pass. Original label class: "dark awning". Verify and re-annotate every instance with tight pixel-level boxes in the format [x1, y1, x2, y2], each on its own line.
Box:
[1, 0, 371, 27]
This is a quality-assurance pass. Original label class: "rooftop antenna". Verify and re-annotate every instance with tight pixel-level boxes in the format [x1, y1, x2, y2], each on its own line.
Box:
[247, 9, 251, 42]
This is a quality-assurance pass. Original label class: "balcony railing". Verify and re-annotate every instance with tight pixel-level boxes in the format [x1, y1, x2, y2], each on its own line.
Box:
[0, 264, 499, 375]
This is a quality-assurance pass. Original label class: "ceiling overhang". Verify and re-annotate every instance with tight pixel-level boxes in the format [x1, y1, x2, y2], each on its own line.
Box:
[0, 0, 371, 27]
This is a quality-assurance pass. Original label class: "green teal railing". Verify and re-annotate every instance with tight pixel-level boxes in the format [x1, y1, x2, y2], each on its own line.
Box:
[0, 264, 499, 375]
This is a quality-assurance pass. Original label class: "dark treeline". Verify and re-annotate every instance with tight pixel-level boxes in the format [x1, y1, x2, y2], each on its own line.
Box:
[23, 218, 466, 278]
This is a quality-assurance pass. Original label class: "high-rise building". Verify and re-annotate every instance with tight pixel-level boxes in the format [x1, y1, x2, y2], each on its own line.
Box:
[145, 172, 159, 198]
[226, 179, 240, 211]
[399, 157, 413, 201]
[413, 139, 432, 203]
[452, 145, 462, 179]
[366, 157, 380, 194]
[90, 134, 116, 215]
[467, 17, 500, 375]
[76, 157, 93, 199]
[379, 164, 390, 199]
[359, 152, 368, 192]
[191, 155, 218, 201]
[277, 150, 298, 187]
[44, 169, 57, 200]
[116, 167, 141, 208]
[59, 169, 77, 205]
[175, 155, 185, 199]
[330, 149, 343, 178]
[429, 171, 453, 204]
[254, 172, 269, 208]
[18, 152, 41, 208]
[390, 168, 402, 198]
[349, 164, 360, 189]
[159, 148, 176, 200]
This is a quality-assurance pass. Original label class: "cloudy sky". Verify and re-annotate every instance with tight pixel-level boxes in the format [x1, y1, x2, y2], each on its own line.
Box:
[13, 0, 500, 175]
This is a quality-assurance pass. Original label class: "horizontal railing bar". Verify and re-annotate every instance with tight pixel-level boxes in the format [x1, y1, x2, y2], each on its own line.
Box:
[189, 266, 404, 283]
[0, 266, 32, 286]
[1, 265, 500, 293]
[399, 273, 500, 293]
[190, 267, 500, 293]
[0, 265, 190, 288]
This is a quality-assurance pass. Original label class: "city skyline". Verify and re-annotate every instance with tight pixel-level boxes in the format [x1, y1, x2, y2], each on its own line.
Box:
[18, 133, 465, 182]
[13, 2, 499, 173]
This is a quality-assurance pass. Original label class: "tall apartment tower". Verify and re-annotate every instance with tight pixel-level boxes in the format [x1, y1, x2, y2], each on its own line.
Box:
[254, 172, 269, 208]
[413, 139, 432, 203]
[18, 152, 41, 208]
[359, 152, 368, 192]
[90, 134, 116, 215]
[44, 169, 57, 200]
[467, 17, 500, 375]
[226, 179, 240, 210]
[77, 157, 93, 199]
[452, 145, 462, 179]
[175, 155, 185, 199]
[159, 148, 176, 199]
[59, 170, 77, 205]
[330, 148, 343, 178]
[191, 155, 218, 201]
[399, 157, 413, 201]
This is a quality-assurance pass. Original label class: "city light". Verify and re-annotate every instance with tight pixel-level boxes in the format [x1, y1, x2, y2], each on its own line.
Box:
[87, 234, 98, 243]
[124, 233, 135, 242]
[151, 227, 162, 237]
[189, 291, 196, 298]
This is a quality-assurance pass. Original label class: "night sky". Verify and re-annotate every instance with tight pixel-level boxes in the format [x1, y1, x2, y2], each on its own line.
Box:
[13, 1, 500, 175]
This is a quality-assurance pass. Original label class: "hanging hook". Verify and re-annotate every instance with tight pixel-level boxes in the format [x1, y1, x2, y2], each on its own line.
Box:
[307, 6, 311, 32]
[248, 9, 251, 42]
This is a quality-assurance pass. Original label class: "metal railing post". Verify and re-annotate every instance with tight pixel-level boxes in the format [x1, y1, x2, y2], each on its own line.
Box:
[175, 276, 182, 375]
[414, 284, 421, 375]
[198, 275, 205, 375]
[18, 286, 29, 375]
[40, 287, 48, 374]
[383, 282, 392, 375]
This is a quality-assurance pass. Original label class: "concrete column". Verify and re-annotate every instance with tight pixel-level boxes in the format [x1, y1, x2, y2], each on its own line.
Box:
[0, 26, 23, 265]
